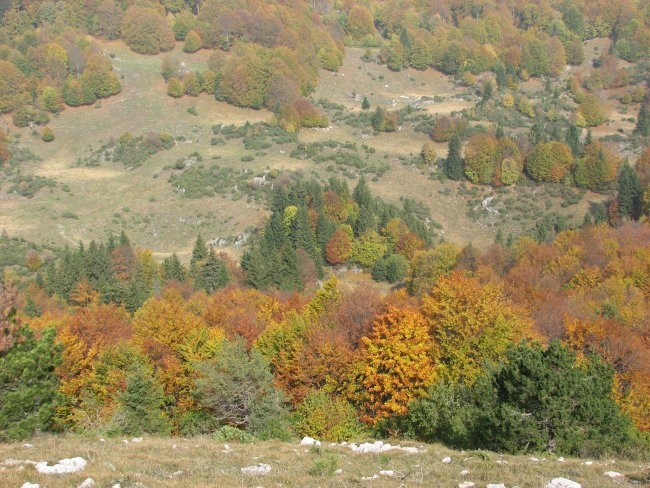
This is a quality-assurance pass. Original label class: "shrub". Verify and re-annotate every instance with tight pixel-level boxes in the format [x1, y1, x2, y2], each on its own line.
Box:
[167, 77, 184, 98]
[525, 141, 573, 182]
[183, 30, 202, 53]
[195, 338, 290, 438]
[40, 126, 55, 142]
[213, 425, 256, 443]
[293, 390, 365, 442]
[0, 327, 62, 441]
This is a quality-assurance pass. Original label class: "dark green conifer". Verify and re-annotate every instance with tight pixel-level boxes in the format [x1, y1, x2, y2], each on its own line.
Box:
[444, 135, 464, 180]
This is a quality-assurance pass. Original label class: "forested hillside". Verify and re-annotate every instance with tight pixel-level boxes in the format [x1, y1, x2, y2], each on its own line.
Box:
[0, 0, 649, 465]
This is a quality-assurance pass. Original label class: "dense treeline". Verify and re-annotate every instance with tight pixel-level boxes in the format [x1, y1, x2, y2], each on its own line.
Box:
[1, 219, 649, 456]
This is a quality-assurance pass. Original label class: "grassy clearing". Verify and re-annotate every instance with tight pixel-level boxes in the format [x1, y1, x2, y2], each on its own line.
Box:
[0, 435, 647, 488]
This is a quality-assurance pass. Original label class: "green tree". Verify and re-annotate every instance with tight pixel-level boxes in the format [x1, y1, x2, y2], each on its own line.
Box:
[0, 327, 62, 441]
[525, 141, 573, 182]
[161, 252, 186, 282]
[110, 363, 172, 435]
[565, 124, 582, 156]
[476, 341, 635, 456]
[386, 35, 406, 71]
[361, 96, 370, 110]
[195, 338, 289, 438]
[635, 101, 650, 137]
[617, 161, 643, 219]
[121, 6, 175, 55]
[201, 249, 229, 293]
[444, 135, 464, 180]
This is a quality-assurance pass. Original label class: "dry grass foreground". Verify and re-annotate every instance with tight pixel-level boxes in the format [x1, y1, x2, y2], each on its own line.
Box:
[0, 435, 648, 487]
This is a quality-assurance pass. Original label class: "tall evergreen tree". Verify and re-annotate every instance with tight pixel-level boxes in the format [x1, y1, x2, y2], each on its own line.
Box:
[634, 101, 650, 137]
[201, 248, 229, 293]
[617, 161, 643, 220]
[161, 252, 186, 282]
[566, 124, 582, 156]
[444, 135, 464, 180]
[353, 176, 373, 208]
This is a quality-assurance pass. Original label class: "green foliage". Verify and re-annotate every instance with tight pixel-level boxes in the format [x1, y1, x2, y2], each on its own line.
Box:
[0, 327, 62, 441]
[195, 338, 290, 438]
[476, 341, 636, 456]
[112, 132, 173, 169]
[213, 425, 256, 443]
[575, 142, 620, 191]
[308, 449, 339, 477]
[372, 254, 408, 283]
[13, 105, 49, 127]
[167, 77, 184, 98]
[635, 102, 650, 137]
[578, 94, 607, 127]
[293, 390, 365, 442]
[361, 96, 370, 110]
[371, 107, 398, 132]
[173, 10, 196, 41]
[617, 162, 643, 219]
[109, 363, 172, 436]
[350, 231, 387, 268]
[444, 135, 464, 180]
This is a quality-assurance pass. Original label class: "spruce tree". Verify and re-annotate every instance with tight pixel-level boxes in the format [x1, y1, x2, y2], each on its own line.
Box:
[161, 252, 186, 282]
[111, 364, 172, 435]
[634, 101, 650, 137]
[617, 161, 643, 220]
[444, 135, 464, 180]
[566, 124, 582, 156]
[201, 248, 229, 293]
[361, 96, 370, 110]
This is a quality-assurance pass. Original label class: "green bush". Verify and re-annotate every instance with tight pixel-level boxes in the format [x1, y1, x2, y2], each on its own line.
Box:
[195, 338, 290, 438]
[293, 390, 366, 442]
[213, 425, 256, 443]
[0, 327, 62, 441]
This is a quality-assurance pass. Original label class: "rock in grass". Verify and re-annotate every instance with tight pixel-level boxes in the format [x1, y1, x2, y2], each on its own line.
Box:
[35, 457, 87, 474]
[241, 463, 271, 475]
[77, 479, 95, 488]
[21, 483, 40, 488]
[603, 471, 624, 478]
[299, 436, 321, 447]
[545, 478, 581, 488]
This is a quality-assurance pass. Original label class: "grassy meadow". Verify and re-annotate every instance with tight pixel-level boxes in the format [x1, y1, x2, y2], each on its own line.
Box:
[0, 40, 631, 257]
[0, 435, 648, 488]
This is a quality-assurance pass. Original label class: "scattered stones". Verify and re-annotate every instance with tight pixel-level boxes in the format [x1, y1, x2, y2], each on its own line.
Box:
[460, 469, 470, 475]
[241, 463, 271, 475]
[378, 470, 394, 476]
[348, 440, 421, 454]
[299, 436, 321, 447]
[545, 477, 581, 488]
[77, 478, 95, 488]
[603, 471, 624, 478]
[361, 474, 379, 481]
[442, 456, 452, 464]
[35, 457, 87, 474]
[4, 460, 37, 467]
[458, 482, 475, 488]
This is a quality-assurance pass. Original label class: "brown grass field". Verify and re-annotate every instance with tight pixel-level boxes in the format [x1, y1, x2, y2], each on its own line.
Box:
[0, 435, 648, 488]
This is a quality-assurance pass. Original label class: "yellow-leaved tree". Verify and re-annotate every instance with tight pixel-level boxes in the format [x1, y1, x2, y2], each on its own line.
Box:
[354, 305, 436, 424]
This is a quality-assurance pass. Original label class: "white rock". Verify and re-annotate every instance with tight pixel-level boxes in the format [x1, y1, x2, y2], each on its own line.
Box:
[77, 478, 95, 488]
[300, 436, 321, 447]
[582, 461, 593, 466]
[22, 444, 34, 448]
[400, 446, 420, 454]
[603, 471, 623, 478]
[131, 437, 143, 443]
[335, 469, 343, 474]
[21, 483, 39, 488]
[557, 457, 565, 462]
[545, 478, 581, 488]
[529, 457, 540, 462]
[379, 470, 394, 476]
[122, 440, 128, 444]
[442, 456, 452, 464]
[35, 457, 87, 474]
[487, 484, 506, 488]
[361, 474, 379, 480]
[111, 484, 121, 488]
[99, 439, 106, 443]
[241, 463, 271, 475]
[460, 469, 470, 475]
[458, 482, 475, 488]
[171, 470, 182, 476]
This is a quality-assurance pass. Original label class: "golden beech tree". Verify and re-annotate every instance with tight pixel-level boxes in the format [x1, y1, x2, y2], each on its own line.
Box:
[355, 305, 436, 424]
[421, 272, 535, 384]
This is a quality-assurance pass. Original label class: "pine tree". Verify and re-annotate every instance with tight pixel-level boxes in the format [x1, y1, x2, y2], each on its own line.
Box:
[0, 327, 62, 440]
[566, 124, 582, 156]
[634, 101, 650, 137]
[361, 96, 370, 110]
[161, 252, 186, 282]
[617, 161, 643, 220]
[111, 363, 172, 435]
[201, 248, 229, 293]
[353, 176, 373, 208]
[444, 135, 464, 180]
